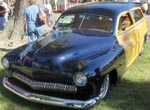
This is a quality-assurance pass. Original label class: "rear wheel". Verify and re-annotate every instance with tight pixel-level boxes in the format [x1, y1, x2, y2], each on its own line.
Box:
[139, 45, 145, 56]
[139, 34, 147, 56]
[99, 74, 110, 100]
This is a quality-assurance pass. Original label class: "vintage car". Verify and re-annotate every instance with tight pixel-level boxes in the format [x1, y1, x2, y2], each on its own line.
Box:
[1, 2, 148, 109]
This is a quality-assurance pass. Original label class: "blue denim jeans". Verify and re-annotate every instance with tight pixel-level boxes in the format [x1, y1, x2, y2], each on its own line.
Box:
[0, 17, 6, 30]
[27, 23, 43, 42]
[0, 12, 8, 31]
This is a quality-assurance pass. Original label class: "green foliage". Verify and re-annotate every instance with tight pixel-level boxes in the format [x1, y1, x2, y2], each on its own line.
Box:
[50, 0, 55, 7]
[0, 41, 150, 110]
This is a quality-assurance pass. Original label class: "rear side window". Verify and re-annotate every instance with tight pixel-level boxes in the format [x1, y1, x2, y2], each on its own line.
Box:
[131, 9, 143, 22]
[118, 13, 133, 32]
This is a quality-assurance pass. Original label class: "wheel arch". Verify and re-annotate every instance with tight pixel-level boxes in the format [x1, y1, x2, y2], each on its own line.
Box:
[109, 69, 118, 85]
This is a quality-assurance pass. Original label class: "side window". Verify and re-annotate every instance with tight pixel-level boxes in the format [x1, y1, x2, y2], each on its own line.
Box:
[118, 13, 133, 32]
[131, 9, 143, 22]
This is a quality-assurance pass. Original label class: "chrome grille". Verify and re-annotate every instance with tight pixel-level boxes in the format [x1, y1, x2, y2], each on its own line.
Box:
[12, 72, 77, 94]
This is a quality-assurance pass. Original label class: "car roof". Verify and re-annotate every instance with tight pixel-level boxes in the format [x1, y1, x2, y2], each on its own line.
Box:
[63, 2, 142, 18]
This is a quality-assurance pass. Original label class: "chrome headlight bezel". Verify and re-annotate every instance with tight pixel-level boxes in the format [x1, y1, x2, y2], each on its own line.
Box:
[73, 72, 87, 87]
[1, 58, 10, 69]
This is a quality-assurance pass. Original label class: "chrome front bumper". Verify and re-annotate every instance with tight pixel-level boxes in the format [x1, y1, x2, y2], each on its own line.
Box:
[3, 77, 100, 109]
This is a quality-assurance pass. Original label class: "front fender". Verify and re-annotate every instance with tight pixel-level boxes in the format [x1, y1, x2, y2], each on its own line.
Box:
[82, 45, 125, 78]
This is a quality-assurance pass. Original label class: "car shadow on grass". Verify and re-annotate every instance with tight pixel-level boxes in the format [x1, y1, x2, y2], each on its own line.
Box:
[94, 78, 150, 110]
[0, 69, 150, 110]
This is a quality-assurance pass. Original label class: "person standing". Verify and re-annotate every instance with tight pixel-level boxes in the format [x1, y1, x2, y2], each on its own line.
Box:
[23, 0, 46, 42]
[0, 0, 9, 31]
[148, 0, 150, 15]
[43, 0, 52, 26]
[143, 2, 148, 14]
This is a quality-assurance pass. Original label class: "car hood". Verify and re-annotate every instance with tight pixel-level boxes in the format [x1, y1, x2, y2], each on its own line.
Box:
[5, 29, 117, 73]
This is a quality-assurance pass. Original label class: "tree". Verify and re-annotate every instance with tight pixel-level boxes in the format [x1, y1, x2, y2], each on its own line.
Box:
[0, 0, 44, 47]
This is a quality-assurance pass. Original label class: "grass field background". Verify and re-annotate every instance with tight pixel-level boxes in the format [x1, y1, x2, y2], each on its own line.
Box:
[0, 41, 150, 110]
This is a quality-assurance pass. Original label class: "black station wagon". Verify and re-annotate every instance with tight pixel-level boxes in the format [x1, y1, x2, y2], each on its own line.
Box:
[1, 2, 148, 109]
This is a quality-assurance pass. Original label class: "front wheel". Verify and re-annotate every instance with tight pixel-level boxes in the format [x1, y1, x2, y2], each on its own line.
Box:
[99, 74, 110, 100]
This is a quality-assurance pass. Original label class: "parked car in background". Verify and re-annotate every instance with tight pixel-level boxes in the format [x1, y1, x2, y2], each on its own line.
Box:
[1, 2, 148, 109]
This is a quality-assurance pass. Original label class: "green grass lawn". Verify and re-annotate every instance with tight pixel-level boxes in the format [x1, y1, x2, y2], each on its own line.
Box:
[0, 41, 150, 110]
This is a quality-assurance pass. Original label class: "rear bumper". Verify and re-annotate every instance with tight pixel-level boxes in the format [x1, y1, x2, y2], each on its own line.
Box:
[3, 77, 100, 109]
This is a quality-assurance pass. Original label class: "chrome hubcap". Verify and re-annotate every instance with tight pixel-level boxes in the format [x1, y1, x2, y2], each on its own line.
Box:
[99, 74, 110, 99]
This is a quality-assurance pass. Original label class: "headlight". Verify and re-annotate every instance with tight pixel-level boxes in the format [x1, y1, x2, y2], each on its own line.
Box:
[73, 72, 87, 87]
[1, 58, 10, 69]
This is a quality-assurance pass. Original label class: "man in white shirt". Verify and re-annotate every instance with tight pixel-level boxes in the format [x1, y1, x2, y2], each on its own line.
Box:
[43, 0, 52, 26]
[143, 2, 148, 14]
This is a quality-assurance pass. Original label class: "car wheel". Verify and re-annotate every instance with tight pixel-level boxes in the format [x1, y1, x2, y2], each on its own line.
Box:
[99, 74, 110, 100]
[139, 46, 144, 56]
[139, 34, 147, 56]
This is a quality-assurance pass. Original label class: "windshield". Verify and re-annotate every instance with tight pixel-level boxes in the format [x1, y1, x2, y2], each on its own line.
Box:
[55, 14, 114, 33]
